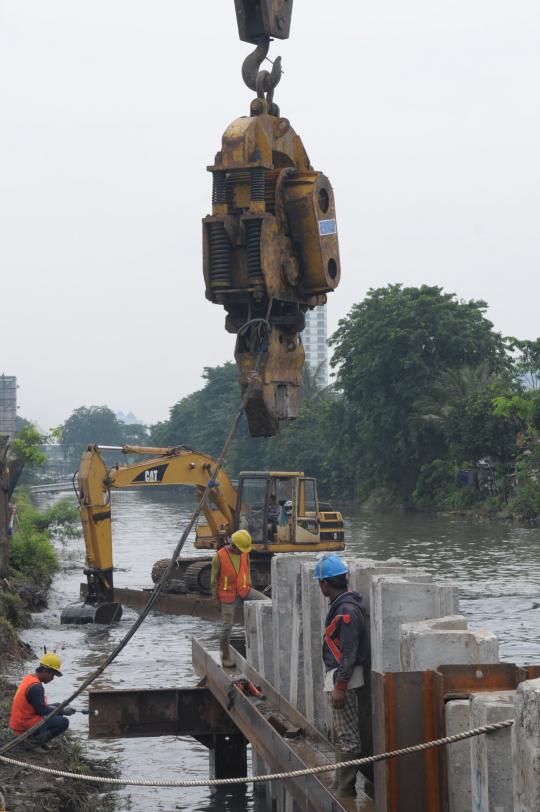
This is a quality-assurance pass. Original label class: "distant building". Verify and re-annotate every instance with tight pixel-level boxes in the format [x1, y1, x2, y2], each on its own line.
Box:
[303, 307, 328, 386]
[0, 375, 17, 438]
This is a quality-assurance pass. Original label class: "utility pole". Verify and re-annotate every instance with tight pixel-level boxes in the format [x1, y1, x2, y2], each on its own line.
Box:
[0, 438, 10, 577]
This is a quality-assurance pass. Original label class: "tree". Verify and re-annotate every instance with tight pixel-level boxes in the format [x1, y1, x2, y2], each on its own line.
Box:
[509, 338, 540, 391]
[329, 284, 511, 500]
[121, 423, 150, 447]
[0, 426, 47, 576]
[59, 406, 125, 466]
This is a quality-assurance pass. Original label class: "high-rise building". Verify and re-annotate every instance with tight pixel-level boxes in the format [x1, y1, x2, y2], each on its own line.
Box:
[0, 375, 17, 438]
[302, 307, 328, 386]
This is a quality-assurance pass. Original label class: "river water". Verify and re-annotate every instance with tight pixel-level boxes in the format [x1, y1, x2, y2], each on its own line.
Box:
[7, 490, 540, 811]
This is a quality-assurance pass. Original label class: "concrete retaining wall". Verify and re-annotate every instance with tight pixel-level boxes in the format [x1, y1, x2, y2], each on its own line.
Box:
[371, 575, 459, 672]
[241, 552, 540, 812]
[400, 615, 499, 671]
[512, 677, 540, 812]
[470, 691, 514, 812]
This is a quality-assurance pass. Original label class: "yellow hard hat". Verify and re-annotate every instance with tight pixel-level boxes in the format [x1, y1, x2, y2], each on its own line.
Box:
[39, 652, 63, 676]
[231, 529, 252, 553]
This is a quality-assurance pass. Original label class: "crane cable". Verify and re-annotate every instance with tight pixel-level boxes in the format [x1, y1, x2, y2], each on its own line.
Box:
[0, 311, 272, 758]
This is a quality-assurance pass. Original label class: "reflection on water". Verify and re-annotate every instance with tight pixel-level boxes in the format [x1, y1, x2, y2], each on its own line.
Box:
[7, 490, 540, 811]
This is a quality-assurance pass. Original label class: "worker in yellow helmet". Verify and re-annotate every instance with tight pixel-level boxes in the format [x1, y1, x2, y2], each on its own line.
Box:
[9, 652, 75, 749]
[211, 529, 266, 667]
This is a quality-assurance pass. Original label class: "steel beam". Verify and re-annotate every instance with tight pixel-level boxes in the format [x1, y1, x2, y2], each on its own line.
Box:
[88, 687, 238, 739]
[80, 583, 243, 622]
[372, 662, 540, 812]
[192, 639, 373, 812]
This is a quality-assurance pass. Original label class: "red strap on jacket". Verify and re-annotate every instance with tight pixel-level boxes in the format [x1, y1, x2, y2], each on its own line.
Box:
[324, 613, 351, 663]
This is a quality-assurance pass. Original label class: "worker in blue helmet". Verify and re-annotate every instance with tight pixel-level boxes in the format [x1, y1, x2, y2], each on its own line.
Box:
[314, 554, 370, 798]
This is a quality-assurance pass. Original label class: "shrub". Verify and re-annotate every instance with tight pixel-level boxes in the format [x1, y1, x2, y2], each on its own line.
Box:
[9, 528, 59, 587]
[0, 591, 31, 628]
[0, 617, 19, 657]
[43, 498, 80, 538]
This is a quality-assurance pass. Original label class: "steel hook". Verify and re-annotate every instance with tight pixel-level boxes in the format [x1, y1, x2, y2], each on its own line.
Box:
[241, 37, 282, 98]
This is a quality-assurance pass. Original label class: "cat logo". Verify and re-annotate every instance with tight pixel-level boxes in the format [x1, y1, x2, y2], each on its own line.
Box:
[132, 464, 168, 484]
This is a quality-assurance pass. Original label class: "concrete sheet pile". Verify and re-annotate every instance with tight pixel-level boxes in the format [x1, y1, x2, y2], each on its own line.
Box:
[243, 554, 540, 812]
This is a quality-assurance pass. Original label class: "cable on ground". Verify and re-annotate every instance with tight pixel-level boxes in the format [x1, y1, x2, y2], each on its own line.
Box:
[0, 719, 513, 787]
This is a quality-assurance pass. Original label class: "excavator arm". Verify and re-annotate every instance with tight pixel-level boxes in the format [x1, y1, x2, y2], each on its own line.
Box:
[74, 444, 237, 614]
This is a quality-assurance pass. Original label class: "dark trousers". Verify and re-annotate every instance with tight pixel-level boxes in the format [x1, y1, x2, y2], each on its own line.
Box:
[36, 705, 69, 742]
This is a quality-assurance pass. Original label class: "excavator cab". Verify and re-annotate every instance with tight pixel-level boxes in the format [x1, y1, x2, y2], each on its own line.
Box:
[235, 472, 336, 552]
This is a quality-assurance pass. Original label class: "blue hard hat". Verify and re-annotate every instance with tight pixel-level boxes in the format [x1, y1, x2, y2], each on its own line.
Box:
[313, 554, 348, 581]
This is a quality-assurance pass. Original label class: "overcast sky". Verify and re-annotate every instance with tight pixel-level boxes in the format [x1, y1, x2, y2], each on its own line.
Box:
[1, 1, 539, 430]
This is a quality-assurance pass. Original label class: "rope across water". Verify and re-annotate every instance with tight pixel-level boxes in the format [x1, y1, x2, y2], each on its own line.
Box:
[0, 719, 513, 787]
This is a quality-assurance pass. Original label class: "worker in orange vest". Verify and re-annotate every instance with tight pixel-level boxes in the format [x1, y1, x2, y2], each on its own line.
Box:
[9, 652, 75, 749]
[211, 529, 266, 667]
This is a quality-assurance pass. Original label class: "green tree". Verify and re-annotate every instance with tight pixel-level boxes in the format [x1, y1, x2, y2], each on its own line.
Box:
[59, 406, 125, 465]
[415, 365, 516, 477]
[509, 337, 540, 391]
[121, 423, 150, 447]
[329, 284, 511, 501]
[1, 426, 47, 576]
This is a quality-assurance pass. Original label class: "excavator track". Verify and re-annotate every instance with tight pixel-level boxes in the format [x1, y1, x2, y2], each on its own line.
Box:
[184, 559, 213, 595]
[151, 556, 213, 595]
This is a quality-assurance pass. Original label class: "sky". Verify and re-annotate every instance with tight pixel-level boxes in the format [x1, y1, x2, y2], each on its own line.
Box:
[1, 0, 539, 430]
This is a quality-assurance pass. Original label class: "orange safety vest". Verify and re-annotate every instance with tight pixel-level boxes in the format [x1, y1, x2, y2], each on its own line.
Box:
[324, 613, 351, 663]
[10, 674, 46, 733]
[217, 547, 251, 604]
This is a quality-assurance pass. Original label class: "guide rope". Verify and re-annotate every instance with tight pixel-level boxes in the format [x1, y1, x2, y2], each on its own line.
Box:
[0, 311, 272, 758]
[0, 719, 513, 787]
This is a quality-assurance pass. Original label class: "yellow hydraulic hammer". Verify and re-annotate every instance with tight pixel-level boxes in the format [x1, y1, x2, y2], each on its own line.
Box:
[202, 0, 341, 437]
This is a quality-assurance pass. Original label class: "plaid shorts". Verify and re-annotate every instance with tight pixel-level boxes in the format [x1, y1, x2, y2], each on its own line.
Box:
[332, 688, 362, 753]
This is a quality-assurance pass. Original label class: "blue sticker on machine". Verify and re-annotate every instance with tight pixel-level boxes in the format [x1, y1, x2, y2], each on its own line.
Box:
[318, 218, 337, 236]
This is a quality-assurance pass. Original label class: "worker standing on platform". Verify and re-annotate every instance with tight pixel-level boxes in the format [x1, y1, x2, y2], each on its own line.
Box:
[9, 652, 75, 749]
[315, 554, 370, 798]
[211, 530, 266, 667]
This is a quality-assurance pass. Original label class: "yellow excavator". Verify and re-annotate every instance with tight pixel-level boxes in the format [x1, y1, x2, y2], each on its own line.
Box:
[61, 444, 345, 623]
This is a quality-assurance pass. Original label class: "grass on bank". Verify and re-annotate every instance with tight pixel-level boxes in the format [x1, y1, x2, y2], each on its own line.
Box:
[1, 491, 79, 658]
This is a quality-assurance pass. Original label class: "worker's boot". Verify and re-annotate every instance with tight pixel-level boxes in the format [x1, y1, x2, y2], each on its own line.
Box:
[334, 749, 360, 798]
[37, 731, 54, 751]
[220, 639, 235, 669]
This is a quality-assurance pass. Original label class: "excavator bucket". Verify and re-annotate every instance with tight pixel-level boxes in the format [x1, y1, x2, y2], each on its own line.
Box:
[61, 601, 122, 625]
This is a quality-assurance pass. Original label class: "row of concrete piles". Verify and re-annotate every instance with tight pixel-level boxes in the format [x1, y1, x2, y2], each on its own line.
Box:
[244, 555, 540, 812]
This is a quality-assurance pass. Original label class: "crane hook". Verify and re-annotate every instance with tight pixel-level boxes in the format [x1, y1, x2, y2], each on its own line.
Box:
[241, 37, 282, 110]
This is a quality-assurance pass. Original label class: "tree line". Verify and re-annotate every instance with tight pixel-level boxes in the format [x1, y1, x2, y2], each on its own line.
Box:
[51, 285, 540, 519]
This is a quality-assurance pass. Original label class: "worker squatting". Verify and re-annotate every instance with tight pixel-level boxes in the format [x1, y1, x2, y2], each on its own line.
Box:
[9, 652, 75, 749]
[212, 533, 370, 800]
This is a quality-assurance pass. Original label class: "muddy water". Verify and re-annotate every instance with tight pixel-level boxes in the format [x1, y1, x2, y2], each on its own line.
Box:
[8, 491, 540, 811]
